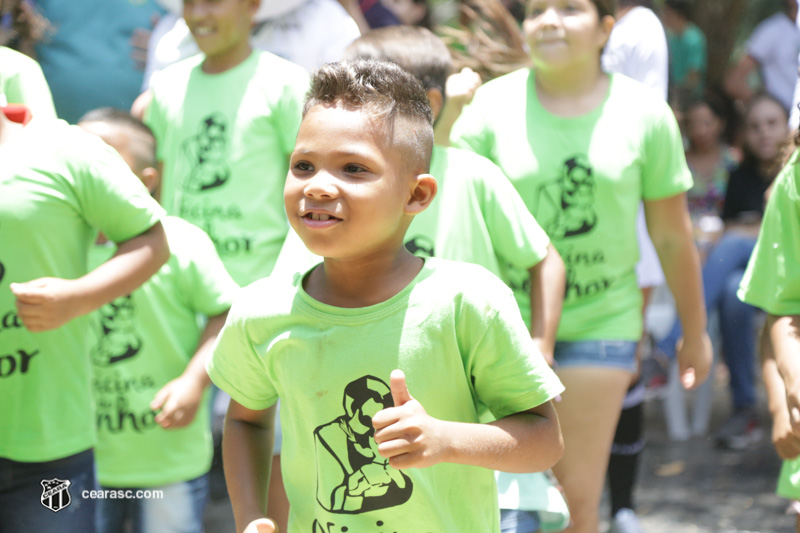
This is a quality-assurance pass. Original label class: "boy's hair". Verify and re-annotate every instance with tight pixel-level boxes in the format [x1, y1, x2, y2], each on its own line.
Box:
[78, 107, 157, 173]
[344, 26, 452, 97]
[304, 59, 434, 174]
[590, 0, 617, 18]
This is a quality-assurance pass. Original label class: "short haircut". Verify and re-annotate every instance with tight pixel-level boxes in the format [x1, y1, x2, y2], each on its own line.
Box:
[344, 26, 452, 96]
[664, 0, 691, 19]
[78, 107, 157, 173]
[304, 59, 434, 174]
[590, 0, 617, 18]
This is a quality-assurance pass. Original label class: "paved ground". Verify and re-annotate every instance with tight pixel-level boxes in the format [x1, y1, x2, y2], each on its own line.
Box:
[203, 369, 793, 533]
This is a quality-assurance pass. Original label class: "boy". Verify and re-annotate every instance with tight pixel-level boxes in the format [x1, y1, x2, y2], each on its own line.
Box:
[143, 0, 309, 287]
[276, 25, 565, 361]
[208, 59, 564, 533]
[739, 146, 800, 528]
[78, 108, 240, 533]
[0, 104, 168, 531]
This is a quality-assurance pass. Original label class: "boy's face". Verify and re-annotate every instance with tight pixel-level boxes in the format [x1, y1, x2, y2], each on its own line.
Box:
[284, 104, 419, 260]
[183, 0, 256, 60]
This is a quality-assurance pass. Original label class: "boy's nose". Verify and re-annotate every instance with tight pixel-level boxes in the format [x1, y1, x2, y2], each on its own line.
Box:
[304, 172, 339, 199]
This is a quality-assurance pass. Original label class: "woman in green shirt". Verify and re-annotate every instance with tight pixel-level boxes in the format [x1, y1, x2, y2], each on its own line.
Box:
[451, 1, 711, 531]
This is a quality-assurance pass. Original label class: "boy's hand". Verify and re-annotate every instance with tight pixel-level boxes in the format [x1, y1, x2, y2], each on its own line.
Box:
[773, 401, 800, 460]
[150, 375, 206, 429]
[243, 518, 277, 533]
[372, 370, 450, 469]
[11, 278, 85, 332]
[445, 67, 482, 109]
[676, 332, 712, 389]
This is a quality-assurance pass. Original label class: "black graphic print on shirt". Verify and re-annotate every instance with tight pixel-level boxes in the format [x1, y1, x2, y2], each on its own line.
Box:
[182, 113, 231, 192]
[91, 295, 142, 366]
[533, 155, 597, 238]
[314, 375, 413, 515]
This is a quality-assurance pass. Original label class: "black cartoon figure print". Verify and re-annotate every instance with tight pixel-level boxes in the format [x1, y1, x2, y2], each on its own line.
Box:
[404, 235, 435, 258]
[91, 295, 142, 366]
[314, 375, 413, 514]
[534, 155, 597, 238]
[182, 113, 231, 192]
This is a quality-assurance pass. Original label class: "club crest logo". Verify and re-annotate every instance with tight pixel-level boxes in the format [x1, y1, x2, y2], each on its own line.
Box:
[40, 478, 71, 512]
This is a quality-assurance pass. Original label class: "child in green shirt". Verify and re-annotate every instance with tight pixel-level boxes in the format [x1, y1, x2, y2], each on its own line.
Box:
[208, 59, 565, 533]
[739, 147, 800, 525]
[0, 103, 168, 531]
[143, 0, 309, 286]
[78, 108, 240, 533]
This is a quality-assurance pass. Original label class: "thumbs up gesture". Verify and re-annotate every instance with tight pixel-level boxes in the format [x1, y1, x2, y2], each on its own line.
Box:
[10, 277, 83, 332]
[372, 369, 449, 469]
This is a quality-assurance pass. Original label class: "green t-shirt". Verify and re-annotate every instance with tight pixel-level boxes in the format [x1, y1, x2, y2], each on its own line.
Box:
[145, 50, 309, 286]
[0, 46, 57, 120]
[738, 150, 800, 315]
[208, 258, 564, 533]
[452, 70, 692, 341]
[272, 145, 551, 324]
[0, 120, 165, 462]
[90, 216, 239, 487]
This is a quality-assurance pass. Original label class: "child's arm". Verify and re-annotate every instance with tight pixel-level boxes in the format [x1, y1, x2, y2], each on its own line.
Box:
[433, 68, 482, 146]
[528, 244, 565, 365]
[762, 319, 800, 459]
[769, 314, 800, 436]
[224, 399, 278, 533]
[11, 222, 169, 332]
[372, 370, 563, 473]
[644, 193, 712, 389]
[151, 311, 228, 428]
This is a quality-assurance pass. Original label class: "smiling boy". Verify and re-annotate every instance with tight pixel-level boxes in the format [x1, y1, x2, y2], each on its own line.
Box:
[143, 0, 309, 286]
[208, 59, 565, 533]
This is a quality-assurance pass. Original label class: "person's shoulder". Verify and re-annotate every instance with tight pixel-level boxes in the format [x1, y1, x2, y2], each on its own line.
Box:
[418, 258, 513, 307]
[684, 23, 707, 44]
[253, 49, 309, 78]
[473, 68, 531, 103]
[0, 46, 39, 73]
[228, 273, 301, 323]
[620, 6, 662, 30]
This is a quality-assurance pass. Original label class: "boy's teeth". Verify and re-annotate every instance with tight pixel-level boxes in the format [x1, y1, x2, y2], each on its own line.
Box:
[310, 213, 331, 221]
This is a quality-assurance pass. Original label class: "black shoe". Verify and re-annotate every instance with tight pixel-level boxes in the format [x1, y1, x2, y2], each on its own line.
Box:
[715, 408, 763, 450]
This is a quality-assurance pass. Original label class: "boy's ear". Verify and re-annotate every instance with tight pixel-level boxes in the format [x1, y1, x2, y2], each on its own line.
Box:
[598, 15, 615, 48]
[247, 0, 261, 18]
[426, 88, 443, 122]
[405, 174, 437, 215]
[141, 166, 161, 196]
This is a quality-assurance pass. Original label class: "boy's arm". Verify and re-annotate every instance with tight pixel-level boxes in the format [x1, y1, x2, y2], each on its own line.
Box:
[644, 193, 712, 389]
[433, 68, 482, 147]
[762, 319, 800, 459]
[528, 244, 565, 364]
[12, 222, 169, 332]
[769, 314, 800, 437]
[224, 400, 278, 533]
[372, 370, 563, 473]
[151, 311, 228, 428]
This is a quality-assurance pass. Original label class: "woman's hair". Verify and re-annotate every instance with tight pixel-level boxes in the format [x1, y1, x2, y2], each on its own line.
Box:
[686, 89, 739, 145]
[0, 0, 48, 49]
[738, 93, 792, 175]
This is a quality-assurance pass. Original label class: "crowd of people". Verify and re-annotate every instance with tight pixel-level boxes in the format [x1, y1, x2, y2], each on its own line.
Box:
[1, 1, 800, 533]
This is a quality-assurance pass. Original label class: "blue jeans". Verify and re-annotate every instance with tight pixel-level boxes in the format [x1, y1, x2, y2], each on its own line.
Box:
[500, 509, 541, 533]
[0, 448, 97, 533]
[554, 340, 638, 373]
[96, 473, 209, 533]
[658, 233, 758, 409]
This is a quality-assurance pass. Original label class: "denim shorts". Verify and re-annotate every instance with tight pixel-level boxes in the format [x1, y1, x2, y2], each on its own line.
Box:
[500, 509, 541, 533]
[554, 340, 638, 373]
[96, 474, 209, 533]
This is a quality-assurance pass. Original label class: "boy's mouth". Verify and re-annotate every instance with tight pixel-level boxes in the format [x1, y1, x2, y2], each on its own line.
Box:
[305, 212, 340, 221]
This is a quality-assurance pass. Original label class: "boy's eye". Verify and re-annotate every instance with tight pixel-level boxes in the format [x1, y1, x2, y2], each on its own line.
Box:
[293, 161, 313, 172]
[343, 164, 367, 174]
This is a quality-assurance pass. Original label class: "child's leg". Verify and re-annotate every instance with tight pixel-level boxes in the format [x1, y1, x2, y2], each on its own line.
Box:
[608, 381, 644, 516]
[137, 474, 208, 533]
[552, 361, 632, 533]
